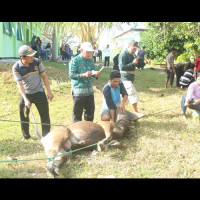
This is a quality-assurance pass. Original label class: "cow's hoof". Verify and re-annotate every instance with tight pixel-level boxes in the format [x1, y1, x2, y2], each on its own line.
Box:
[97, 141, 106, 152]
[79, 140, 85, 145]
[53, 168, 60, 177]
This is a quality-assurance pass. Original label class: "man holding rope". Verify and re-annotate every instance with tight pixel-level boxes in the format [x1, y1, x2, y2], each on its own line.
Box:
[12, 45, 54, 141]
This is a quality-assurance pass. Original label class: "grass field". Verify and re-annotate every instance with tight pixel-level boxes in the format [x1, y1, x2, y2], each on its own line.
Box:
[0, 60, 200, 178]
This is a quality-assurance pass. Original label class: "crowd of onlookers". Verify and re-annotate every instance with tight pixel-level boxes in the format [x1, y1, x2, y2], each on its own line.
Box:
[31, 35, 52, 60]
[59, 44, 74, 61]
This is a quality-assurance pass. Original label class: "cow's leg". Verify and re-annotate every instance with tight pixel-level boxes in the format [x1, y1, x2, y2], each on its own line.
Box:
[46, 147, 59, 176]
[97, 121, 115, 151]
[53, 149, 71, 178]
[70, 135, 85, 145]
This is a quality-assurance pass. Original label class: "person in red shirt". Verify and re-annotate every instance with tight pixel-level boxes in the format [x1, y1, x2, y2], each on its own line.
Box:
[193, 56, 200, 78]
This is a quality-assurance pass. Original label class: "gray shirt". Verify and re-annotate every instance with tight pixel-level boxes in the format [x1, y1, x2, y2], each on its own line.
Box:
[12, 58, 45, 94]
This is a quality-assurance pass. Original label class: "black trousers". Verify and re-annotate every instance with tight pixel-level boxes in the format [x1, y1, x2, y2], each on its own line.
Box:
[137, 59, 146, 69]
[72, 95, 95, 123]
[93, 56, 96, 63]
[104, 56, 110, 67]
[19, 92, 50, 139]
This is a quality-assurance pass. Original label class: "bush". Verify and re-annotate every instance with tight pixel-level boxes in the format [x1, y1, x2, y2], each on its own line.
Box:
[176, 52, 191, 62]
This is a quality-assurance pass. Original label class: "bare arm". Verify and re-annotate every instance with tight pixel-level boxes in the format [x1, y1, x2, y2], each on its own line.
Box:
[40, 71, 54, 101]
[109, 110, 115, 122]
[117, 95, 128, 112]
[17, 81, 31, 108]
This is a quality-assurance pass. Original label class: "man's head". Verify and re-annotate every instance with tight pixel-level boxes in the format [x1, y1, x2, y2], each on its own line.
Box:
[106, 44, 109, 48]
[127, 40, 139, 55]
[171, 47, 177, 55]
[109, 70, 121, 89]
[18, 45, 37, 64]
[79, 42, 94, 59]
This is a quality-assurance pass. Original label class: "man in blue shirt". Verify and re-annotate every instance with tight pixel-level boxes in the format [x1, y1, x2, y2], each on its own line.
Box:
[101, 70, 138, 122]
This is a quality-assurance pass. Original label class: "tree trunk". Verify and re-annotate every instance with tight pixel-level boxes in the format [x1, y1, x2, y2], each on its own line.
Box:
[51, 27, 57, 62]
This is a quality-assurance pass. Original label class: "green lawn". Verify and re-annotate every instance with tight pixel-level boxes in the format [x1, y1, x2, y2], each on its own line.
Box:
[0, 61, 200, 178]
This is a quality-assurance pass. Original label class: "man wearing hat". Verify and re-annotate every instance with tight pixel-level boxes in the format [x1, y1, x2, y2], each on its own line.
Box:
[118, 40, 144, 118]
[12, 45, 54, 141]
[69, 42, 101, 123]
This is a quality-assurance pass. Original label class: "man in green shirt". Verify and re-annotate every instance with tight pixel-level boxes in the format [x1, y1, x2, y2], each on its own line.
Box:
[118, 40, 144, 118]
[69, 42, 101, 123]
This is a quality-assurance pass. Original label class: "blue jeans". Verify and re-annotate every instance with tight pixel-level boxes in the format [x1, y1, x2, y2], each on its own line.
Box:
[181, 94, 200, 114]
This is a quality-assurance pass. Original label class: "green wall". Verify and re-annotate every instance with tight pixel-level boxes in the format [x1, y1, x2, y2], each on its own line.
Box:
[0, 22, 43, 58]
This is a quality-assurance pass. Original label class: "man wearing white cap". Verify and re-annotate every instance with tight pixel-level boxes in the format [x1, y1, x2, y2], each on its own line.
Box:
[69, 42, 101, 122]
[12, 45, 54, 141]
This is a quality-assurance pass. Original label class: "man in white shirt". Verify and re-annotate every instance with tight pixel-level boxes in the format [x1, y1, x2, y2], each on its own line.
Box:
[93, 46, 98, 63]
[104, 44, 111, 67]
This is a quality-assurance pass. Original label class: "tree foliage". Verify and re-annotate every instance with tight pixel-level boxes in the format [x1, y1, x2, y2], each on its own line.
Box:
[140, 22, 200, 63]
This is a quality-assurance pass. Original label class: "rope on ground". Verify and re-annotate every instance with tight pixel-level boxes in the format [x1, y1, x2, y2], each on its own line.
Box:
[0, 105, 181, 164]
[142, 105, 180, 118]
[0, 142, 98, 164]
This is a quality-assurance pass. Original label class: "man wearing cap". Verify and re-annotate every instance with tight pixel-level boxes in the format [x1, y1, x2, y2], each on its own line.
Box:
[69, 42, 101, 123]
[165, 47, 176, 88]
[118, 40, 144, 118]
[12, 45, 54, 141]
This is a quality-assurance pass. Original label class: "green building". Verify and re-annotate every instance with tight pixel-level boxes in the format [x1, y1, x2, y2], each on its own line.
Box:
[0, 22, 60, 59]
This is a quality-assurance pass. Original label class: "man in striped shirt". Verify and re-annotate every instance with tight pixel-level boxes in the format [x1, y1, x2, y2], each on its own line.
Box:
[179, 64, 195, 89]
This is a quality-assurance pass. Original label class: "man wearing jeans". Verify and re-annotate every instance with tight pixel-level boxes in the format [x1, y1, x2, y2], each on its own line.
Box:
[12, 45, 54, 141]
[181, 74, 200, 119]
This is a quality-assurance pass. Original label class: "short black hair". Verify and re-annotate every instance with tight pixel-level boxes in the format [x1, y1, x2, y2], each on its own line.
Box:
[171, 47, 177, 51]
[110, 70, 121, 80]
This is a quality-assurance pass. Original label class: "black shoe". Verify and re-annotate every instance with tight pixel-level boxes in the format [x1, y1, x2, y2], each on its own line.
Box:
[20, 136, 35, 141]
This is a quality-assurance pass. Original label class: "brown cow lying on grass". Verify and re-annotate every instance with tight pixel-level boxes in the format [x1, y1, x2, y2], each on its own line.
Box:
[40, 108, 132, 177]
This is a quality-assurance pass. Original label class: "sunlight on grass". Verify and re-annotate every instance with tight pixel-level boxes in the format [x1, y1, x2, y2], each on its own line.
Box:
[1, 61, 200, 178]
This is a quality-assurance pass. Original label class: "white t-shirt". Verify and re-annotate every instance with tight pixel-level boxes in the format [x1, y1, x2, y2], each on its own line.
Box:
[93, 49, 98, 56]
[104, 48, 111, 57]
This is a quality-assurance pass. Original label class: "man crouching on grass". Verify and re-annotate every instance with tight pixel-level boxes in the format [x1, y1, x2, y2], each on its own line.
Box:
[101, 70, 138, 122]
[181, 73, 200, 119]
[12, 45, 54, 141]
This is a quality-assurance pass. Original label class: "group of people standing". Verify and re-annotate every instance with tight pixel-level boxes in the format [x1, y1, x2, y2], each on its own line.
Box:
[60, 44, 74, 61]
[31, 35, 51, 60]
[14, 39, 200, 141]
[12, 40, 145, 140]
[69, 40, 145, 124]
[164, 47, 200, 119]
